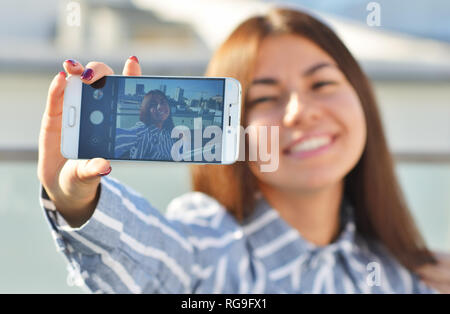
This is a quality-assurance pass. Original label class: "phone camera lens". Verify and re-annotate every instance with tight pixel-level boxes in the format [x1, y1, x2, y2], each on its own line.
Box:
[93, 89, 104, 100]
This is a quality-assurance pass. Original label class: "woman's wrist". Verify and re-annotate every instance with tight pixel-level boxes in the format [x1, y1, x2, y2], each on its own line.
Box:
[50, 183, 101, 228]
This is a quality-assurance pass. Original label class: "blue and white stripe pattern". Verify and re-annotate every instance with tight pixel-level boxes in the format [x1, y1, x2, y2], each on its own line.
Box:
[114, 122, 175, 161]
[39, 176, 436, 294]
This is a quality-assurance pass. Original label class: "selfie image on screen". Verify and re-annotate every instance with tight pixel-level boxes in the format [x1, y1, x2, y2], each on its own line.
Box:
[78, 77, 225, 162]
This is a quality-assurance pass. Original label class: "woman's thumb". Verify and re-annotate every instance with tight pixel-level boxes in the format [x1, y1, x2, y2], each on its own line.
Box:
[77, 158, 111, 182]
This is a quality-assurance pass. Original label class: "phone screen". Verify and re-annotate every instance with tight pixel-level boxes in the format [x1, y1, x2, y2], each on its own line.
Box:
[78, 76, 225, 162]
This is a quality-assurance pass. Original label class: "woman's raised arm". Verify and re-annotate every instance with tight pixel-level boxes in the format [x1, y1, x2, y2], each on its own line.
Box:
[37, 58, 202, 293]
[37, 58, 140, 227]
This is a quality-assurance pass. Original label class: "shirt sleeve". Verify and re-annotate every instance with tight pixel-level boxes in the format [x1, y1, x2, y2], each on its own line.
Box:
[39, 176, 196, 294]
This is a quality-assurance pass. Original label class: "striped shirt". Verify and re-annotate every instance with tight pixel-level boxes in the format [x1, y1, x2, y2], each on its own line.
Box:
[114, 122, 175, 161]
[39, 176, 436, 294]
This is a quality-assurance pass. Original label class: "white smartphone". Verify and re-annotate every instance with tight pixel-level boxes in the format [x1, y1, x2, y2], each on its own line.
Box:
[61, 75, 241, 164]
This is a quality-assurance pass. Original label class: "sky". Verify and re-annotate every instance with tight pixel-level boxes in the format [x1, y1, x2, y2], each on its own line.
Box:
[124, 77, 224, 100]
[280, 0, 450, 42]
[1, 1, 449, 42]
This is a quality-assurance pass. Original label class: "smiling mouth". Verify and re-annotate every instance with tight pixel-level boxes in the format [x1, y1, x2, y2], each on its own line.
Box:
[283, 134, 338, 158]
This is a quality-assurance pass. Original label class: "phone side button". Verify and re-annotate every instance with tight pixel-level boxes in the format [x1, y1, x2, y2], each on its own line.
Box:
[68, 106, 76, 127]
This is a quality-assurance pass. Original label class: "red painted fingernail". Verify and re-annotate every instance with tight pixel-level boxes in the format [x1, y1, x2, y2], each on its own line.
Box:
[129, 56, 139, 64]
[59, 71, 67, 77]
[98, 166, 112, 177]
[64, 59, 78, 66]
[81, 68, 94, 80]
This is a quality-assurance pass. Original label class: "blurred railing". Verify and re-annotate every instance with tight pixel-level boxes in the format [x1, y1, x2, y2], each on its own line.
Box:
[2, 148, 450, 163]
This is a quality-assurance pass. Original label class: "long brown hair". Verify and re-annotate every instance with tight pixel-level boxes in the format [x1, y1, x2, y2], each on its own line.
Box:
[190, 8, 436, 270]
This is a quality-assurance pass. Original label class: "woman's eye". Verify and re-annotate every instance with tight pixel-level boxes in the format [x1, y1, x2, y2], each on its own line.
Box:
[248, 96, 279, 105]
[312, 81, 336, 90]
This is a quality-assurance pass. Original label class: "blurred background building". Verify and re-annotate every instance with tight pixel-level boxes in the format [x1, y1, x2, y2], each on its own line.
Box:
[0, 0, 449, 293]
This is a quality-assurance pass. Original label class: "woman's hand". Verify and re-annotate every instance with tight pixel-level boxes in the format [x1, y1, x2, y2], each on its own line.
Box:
[37, 57, 142, 227]
[416, 251, 450, 293]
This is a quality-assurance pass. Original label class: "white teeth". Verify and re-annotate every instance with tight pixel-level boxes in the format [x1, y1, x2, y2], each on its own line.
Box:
[290, 136, 332, 153]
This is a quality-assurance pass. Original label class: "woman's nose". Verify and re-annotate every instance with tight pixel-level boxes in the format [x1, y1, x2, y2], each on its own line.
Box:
[282, 93, 303, 127]
[282, 92, 321, 128]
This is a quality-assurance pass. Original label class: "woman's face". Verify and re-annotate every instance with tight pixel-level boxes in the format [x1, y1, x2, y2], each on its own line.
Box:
[246, 34, 367, 193]
[148, 97, 170, 123]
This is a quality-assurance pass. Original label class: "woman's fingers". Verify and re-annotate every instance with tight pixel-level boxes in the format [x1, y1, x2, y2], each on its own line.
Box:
[80, 61, 114, 84]
[77, 158, 112, 182]
[58, 158, 110, 192]
[434, 251, 450, 267]
[416, 254, 450, 293]
[422, 279, 450, 294]
[63, 59, 84, 75]
[38, 71, 68, 188]
[417, 260, 450, 284]
[122, 56, 141, 76]
[43, 71, 67, 125]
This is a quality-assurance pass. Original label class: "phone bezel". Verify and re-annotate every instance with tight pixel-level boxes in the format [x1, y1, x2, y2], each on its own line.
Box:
[61, 75, 242, 164]
[222, 77, 241, 164]
[61, 75, 82, 159]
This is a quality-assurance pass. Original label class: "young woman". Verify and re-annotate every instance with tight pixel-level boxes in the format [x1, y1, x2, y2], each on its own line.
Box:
[115, 89, 175, 160]
[37, 8, 449, 293]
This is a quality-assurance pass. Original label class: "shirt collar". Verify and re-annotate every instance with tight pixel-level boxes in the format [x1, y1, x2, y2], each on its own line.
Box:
[241, 194, 357, 270]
